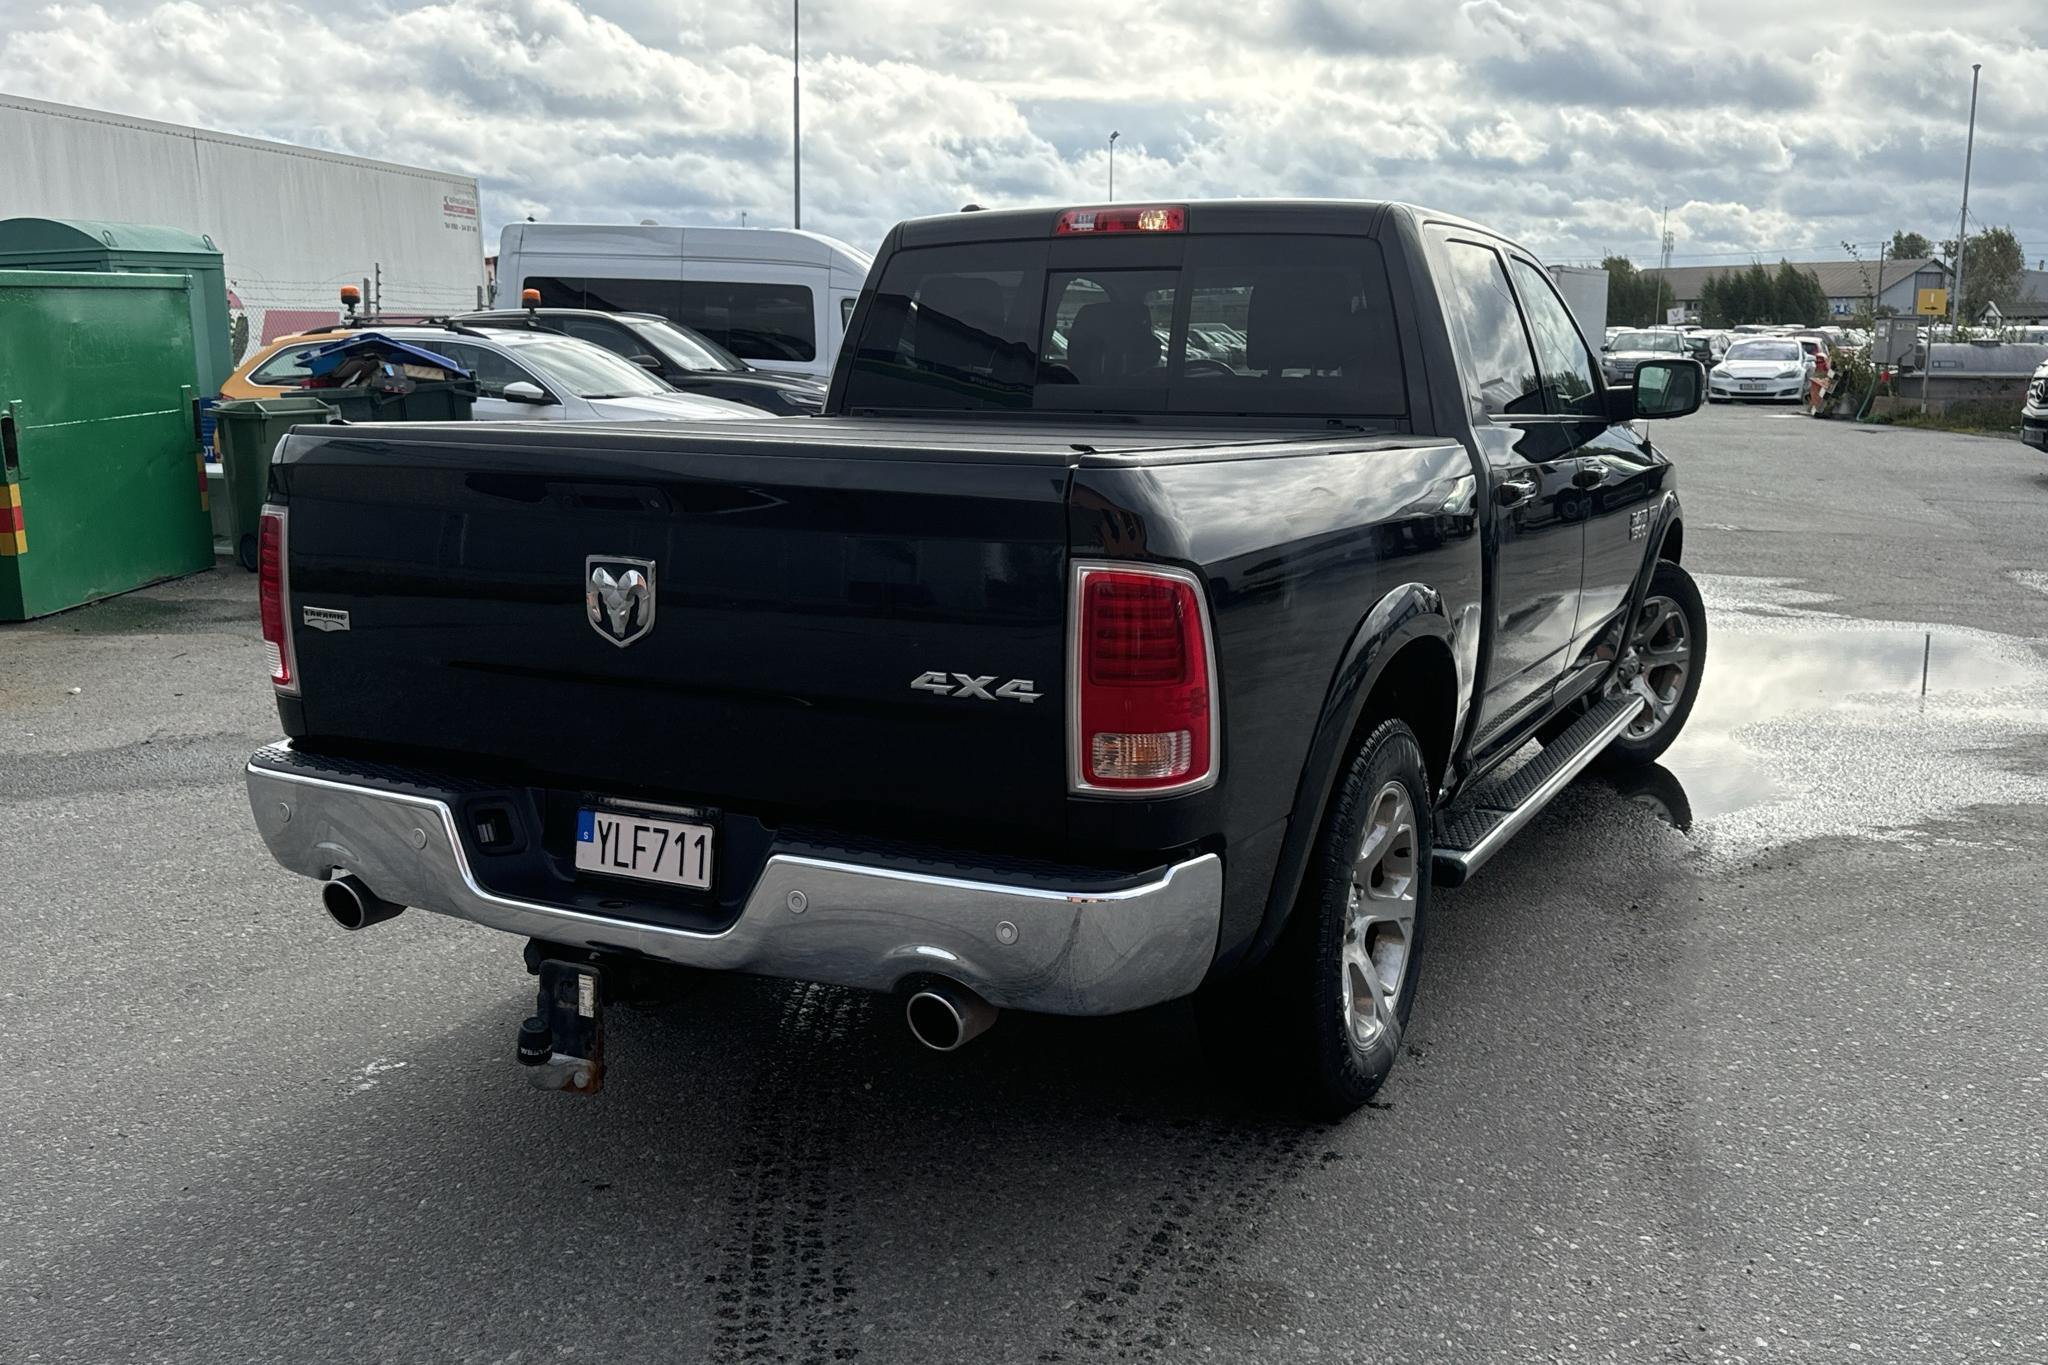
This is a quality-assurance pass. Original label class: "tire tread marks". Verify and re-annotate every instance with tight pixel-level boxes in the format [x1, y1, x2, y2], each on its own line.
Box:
[708, 985, 865, 1364]
[1055, 1118, 1309, 1360]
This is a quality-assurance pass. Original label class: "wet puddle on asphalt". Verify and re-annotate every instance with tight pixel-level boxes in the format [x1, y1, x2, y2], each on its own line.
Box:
[1649, 575, 2048, 852]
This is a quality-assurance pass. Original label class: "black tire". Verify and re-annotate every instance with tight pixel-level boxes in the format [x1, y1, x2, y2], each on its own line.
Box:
[236, 532, 260, 573]
[1197, 718, 1432, 1118]
[1595, 559, 1706, 769]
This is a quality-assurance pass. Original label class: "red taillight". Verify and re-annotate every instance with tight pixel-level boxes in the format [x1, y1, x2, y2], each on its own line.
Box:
[1071, 564, 1216, 794]
[1054, 205, 1186, 235]
[258, 507, 296, 692]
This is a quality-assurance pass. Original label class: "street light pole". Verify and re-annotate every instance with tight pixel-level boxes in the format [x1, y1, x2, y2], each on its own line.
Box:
[1950, 62, 1981, 333]
[792, 0, 801, 230]
[1108, 130, 1119, 203]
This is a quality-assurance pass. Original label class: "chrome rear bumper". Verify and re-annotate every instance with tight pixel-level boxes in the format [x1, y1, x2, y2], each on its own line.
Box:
[246, 745, 1221, 1016]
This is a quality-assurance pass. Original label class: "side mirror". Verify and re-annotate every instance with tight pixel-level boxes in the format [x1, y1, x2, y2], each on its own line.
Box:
[501, 380, 554, 405]
[1631, 359, 1704, 420]
[630, 354, 663, 372]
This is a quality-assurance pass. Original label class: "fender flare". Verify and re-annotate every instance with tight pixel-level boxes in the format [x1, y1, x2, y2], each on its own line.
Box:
[1216, 582, 1457, 976]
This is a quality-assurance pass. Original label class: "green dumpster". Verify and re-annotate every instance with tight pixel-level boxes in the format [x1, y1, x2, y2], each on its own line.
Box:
[212, 396, 338, 571]
[0, 218, 231, 395]
[0, 270, 213, 621]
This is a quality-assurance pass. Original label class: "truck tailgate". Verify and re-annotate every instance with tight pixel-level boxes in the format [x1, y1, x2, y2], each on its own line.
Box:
[275, 423, 1072, 837]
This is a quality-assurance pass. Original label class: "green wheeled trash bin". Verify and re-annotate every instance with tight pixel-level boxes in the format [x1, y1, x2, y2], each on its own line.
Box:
[308, 378, 477, 423]
[211, 396, 339, 571]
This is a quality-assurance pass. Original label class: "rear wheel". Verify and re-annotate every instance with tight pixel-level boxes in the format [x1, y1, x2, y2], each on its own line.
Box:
[1198, 718, 1432, 1117]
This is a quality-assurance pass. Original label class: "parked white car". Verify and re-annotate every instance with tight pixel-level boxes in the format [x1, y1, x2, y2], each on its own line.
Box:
[365, 326, 758, 423]
[2023, 360, 2048, 451]
[1708, 337, 1810, 403]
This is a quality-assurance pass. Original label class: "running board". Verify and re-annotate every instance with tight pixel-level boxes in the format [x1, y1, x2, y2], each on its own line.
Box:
[1432, 693, 1647, 888]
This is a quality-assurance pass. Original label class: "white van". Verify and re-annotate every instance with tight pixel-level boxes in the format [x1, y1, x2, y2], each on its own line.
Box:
[495, 224, 873, 381]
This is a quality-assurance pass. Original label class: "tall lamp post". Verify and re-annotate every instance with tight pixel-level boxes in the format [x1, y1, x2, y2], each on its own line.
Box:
[792, 0, 802, 230]
[1949, 62, 1981, 332]
[1108, 130, 1119, 203]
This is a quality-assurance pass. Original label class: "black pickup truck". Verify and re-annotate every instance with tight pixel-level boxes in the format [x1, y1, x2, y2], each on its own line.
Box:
[247, 200, 1706, 1115]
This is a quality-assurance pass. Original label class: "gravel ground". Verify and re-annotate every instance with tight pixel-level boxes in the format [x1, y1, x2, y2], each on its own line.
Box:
[2, 402, 2044, 1364]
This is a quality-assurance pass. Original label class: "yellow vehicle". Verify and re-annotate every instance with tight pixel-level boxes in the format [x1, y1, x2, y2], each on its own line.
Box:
[219, 326, 351, 400]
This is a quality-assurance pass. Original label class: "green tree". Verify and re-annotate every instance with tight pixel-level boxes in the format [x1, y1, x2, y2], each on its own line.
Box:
[1772, 260, 1828, 325]
[1890, 230, 1933, 260]
[1960, 225, 2025, 319]
[1601, 254, 1677, 326]
[230, 312, 251, 366]
[1739, 262, 1776, 323]
[1699, 272, 1727, 327]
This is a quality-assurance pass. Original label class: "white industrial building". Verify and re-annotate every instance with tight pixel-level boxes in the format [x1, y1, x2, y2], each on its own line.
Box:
[1, 93, 486, 352]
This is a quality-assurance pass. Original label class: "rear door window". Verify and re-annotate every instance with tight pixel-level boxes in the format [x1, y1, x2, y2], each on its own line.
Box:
[1431, 238, 1543, 418]
[555, 316, 642, 359]
[519, 277, 819, 364]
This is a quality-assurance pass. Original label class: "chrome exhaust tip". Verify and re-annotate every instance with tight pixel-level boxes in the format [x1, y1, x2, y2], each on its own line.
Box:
[905, 979, 999, 1052]
[321, 874, 404, 931]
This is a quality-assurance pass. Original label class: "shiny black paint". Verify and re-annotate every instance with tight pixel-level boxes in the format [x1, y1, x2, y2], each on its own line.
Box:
[274, 200, 1689, 989]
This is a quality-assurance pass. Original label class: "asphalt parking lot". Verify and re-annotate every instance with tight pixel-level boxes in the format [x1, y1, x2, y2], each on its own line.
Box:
[4, 403, 2045, 1365]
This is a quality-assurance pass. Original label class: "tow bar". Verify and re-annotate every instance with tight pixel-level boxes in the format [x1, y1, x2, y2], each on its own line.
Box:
[516, 957, 606, 1094]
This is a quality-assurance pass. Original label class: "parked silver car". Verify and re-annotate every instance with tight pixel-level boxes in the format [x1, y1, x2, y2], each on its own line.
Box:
[1601, 328, 1689, 383]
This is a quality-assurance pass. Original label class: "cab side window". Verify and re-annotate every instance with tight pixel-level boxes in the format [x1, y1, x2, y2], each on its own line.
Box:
[1507, 258, 1602, 418]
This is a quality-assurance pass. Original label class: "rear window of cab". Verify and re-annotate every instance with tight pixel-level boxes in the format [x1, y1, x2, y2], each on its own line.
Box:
[842, 234, 1406, 420]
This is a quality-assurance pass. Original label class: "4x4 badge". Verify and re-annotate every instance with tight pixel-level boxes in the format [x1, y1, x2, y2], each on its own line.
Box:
[586, 556, 656, 647]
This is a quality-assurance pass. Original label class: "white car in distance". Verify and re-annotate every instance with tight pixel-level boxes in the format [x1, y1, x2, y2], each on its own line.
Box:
[1708, 337, 1811, 403]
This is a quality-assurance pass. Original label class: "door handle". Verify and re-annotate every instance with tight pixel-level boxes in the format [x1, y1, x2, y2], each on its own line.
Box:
[1572, 466, 1607, 489]
[1497, 477, 1538, 508]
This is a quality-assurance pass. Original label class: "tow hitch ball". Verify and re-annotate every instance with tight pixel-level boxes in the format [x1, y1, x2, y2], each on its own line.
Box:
[516, 958, 605, 1094]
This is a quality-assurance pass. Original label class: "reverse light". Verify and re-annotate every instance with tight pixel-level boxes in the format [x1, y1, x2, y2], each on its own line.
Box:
[1054, 205, 1186, 235]
[1070, 563, 1217, 795]
[258, 506, 299, 694]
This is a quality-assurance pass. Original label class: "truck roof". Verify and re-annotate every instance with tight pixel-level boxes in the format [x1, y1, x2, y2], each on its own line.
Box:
[890, 199, 1517, 252]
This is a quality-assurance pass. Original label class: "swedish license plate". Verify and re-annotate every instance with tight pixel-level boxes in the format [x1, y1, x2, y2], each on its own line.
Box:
[575, 808, 714, 889]
[1740, 382, 1766, 392]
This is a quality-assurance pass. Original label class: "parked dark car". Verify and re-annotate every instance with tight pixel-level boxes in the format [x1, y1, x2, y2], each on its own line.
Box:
[249, 200, 1706, 1115]
[456, 307, 827, 415]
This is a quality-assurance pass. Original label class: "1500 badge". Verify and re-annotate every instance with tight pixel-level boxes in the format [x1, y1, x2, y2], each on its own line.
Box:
[911, 671, 1041, 703]
[1629, 508, 1651, 541]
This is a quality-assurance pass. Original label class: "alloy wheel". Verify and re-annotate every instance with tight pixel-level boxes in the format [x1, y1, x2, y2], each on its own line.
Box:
[1613, 593, 1694, 740]
[1341, 780, 1419, 1052]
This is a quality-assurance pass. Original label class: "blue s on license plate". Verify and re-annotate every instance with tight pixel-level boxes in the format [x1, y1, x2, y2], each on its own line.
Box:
[575, 808, 714, 889]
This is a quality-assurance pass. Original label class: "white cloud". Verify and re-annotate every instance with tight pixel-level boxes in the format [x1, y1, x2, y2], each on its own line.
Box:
[0, 0, 2039, 268]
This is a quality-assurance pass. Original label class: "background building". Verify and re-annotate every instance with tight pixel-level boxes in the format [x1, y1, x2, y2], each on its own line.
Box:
[1661, 258, 1951, 321]
[2, 93, 486, 356]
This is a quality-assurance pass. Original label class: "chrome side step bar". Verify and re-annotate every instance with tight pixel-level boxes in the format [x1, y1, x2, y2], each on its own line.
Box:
[1432, 693, 1648, 888]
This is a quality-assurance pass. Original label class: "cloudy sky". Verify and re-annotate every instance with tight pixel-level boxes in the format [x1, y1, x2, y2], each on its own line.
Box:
[2, 0, 2043, 269]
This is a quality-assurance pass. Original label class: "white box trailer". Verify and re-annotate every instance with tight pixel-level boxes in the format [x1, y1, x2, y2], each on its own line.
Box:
[1, 93, 485, 355]
[1547, 265, 1609, 345]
